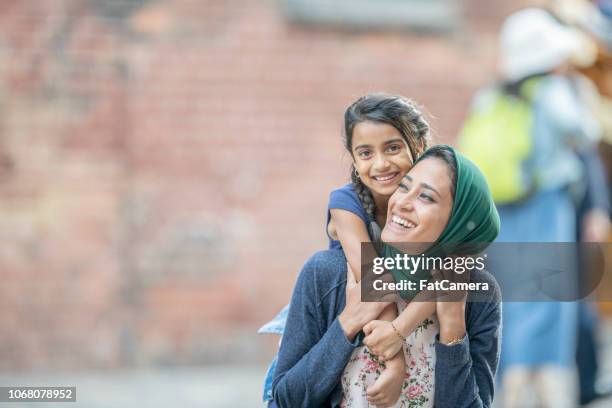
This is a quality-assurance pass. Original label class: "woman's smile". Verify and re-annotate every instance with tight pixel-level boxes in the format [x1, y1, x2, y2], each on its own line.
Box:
[381, 157, 453, 244]
[390, 214, 417, 229]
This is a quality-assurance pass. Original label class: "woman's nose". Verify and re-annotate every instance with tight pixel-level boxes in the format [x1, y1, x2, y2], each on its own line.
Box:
[397, 194, 415, 211]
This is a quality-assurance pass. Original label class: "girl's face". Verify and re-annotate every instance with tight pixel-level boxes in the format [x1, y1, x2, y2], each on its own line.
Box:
[351, 121, 414, 200]
[381, 157, 454, 244]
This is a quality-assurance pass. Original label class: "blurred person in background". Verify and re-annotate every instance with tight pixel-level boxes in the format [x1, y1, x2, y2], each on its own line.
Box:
[549, 0, 612, 404]
[459, 7, 601, 408]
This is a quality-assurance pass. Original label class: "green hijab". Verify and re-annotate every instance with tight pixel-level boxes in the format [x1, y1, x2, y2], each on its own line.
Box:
[383, 145, 500, 298]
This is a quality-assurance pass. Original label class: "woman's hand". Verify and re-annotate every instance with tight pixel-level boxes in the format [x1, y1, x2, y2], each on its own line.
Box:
[339, 264, 390, 341]
[363, 320, 404, 360]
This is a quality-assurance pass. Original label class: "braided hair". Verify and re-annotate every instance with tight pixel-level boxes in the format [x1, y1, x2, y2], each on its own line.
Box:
[344, 93, 430, 225]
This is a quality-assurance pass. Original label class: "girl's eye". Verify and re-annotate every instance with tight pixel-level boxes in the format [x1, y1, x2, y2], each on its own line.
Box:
[357, 150, 371, 158]
[386, 144, 402, 153]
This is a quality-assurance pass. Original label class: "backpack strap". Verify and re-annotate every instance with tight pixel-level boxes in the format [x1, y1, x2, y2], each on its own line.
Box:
[518, 77, 542, 103]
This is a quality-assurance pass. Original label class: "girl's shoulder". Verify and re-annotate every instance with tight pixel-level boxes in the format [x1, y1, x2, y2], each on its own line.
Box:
[328, 183, 367, 221]
[329, 183, 358, 197]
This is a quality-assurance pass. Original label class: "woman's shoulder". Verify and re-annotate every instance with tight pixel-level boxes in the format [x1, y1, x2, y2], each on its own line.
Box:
[298, 249, 348, 296]
[467, 269, 501, 303]
[464, 269, 502, 332]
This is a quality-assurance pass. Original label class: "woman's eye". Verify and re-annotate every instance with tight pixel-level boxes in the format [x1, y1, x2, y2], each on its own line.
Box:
[386, 144, 402, 153]
[420, 193, 434, 202]
[398, 183, 411, 192]
[358, 150, 371, 158]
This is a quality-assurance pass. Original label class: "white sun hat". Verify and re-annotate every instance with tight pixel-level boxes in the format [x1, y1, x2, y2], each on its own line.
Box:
[499, 8, 582, 81]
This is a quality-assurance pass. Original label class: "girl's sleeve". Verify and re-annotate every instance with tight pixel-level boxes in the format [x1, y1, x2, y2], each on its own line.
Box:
[327, 185, 369, 225]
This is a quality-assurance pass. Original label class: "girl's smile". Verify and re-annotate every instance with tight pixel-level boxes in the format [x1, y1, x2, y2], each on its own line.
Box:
[351, 121, 414, 203]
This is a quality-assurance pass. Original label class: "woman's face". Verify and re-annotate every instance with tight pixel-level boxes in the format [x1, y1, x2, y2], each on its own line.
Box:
[381, 157, 454, 244]
[351, 121, 414, 200]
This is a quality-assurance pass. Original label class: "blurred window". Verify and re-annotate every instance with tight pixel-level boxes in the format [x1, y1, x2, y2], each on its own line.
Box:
[281, 0, 459, 33]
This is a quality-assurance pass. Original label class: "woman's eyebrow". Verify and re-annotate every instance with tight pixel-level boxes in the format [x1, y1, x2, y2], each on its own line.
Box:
[404, 175, 440, 196]
[421, 183, 440, 196]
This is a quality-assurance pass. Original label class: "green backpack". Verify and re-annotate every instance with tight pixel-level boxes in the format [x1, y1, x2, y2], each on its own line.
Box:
[459, 79, 540, 204]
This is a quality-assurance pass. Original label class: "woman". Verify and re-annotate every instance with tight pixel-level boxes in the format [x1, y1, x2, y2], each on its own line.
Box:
[272, 145, 501, 407]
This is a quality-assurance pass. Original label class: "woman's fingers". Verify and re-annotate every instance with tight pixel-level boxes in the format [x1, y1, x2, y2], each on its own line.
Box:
[363, 337, 377, 355]
[363, 335, 370, 348]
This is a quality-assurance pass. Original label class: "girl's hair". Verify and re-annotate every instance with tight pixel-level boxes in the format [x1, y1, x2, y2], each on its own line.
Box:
[417, 145, 457, 199]
[343, 93, 430, 221]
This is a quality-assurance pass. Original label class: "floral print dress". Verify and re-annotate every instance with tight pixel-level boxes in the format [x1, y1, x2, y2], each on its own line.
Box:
[340, 301, 438, 408]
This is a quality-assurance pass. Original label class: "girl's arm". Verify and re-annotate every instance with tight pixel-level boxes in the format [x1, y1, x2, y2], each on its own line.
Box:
[364, 299, 436, 360]
[365, 261, 468, 359]
[393, 296, 437, 339]
[329, 209, 371, 282]
[329, 209, 399, 323]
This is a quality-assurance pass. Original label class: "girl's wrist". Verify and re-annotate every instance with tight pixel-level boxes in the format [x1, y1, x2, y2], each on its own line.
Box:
[393, 316, 415, 339]
[439, 320, 466, 344]
[389, 321, 406, 342]
[385, 352, 405, 368]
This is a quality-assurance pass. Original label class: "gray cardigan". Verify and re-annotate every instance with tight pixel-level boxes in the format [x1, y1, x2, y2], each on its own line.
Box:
[272, 249, 501, 408]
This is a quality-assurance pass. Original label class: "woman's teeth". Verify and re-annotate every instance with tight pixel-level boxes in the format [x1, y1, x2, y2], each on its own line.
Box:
[374, 173, 397, 181]
[392, 215, 415, 229]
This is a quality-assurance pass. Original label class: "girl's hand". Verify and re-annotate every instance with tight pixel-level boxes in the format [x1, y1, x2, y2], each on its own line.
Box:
[363, 320, 404, 361]
[366, 353, 405, 407]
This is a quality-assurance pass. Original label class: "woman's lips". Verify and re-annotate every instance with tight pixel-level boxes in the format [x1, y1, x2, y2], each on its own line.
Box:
[391, 214, 416, 229]
[386, 218, 415, 235]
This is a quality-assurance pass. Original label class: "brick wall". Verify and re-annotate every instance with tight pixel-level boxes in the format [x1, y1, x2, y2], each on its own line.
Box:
[0, 0, 536, 370]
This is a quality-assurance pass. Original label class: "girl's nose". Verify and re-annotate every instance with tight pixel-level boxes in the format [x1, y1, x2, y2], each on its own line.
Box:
[373, 155, 391, 171]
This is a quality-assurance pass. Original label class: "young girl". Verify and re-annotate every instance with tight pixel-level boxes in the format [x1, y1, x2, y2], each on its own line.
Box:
[261, 93, 438, 406]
